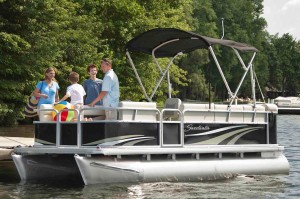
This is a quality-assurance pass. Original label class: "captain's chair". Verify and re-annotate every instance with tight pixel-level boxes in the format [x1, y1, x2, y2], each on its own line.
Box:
[163, 98, 182, 120]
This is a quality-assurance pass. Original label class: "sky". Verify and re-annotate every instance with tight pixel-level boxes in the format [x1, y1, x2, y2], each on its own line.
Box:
[262, 0, 300, 40]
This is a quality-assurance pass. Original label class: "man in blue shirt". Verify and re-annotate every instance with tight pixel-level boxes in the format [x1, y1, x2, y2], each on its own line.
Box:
[83, 64, 103, 105]
[89, 58, 119, 120]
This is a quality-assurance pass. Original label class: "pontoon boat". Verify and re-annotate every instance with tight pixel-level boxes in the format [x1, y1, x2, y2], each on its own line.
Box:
[12, 28, 289, 185]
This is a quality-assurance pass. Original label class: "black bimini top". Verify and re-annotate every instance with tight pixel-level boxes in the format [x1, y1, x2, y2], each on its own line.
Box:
[126, 28, 258, 58]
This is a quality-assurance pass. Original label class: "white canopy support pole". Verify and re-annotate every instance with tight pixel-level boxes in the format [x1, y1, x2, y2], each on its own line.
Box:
[152, 38, 180, 75]
[167, 70, 172, 98]
[208, 46, 233, 98]
[221, 18, 225, 40]
[249, 53, 257, 106]
[229, 52, 256, 107]
[250, 64, 256, 107]
[228, 63, 252, 107]
[254, 70, 265, 102]
[233, 48, 247, 70]
[149, 53, 182, 100]
[126, 51, 151, 101]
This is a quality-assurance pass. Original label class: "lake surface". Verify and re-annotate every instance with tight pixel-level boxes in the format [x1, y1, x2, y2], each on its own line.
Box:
[0, 115, 299, 198]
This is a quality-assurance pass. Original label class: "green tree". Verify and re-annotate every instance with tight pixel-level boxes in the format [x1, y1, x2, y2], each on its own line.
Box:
[0, 32, 31, 125]
[106, 0, 192, 102]
[270, 34, 300, 96]
[177, 0, 217, 101]
[0, 0, 103, 125]
[1, 0, 297, 126]
[0, 0, 193, 125]
[209, 0, 267, 100]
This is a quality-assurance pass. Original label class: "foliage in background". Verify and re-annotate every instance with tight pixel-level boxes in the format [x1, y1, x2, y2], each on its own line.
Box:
[0, 0, 299, 126]
[266, 34, 300, 96]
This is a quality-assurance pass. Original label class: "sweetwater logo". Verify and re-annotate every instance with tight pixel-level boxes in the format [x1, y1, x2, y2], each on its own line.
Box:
[184, 124, 210, 132]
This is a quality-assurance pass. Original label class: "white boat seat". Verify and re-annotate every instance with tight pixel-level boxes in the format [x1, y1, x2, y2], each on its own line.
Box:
[39, 104, 54, 122]
[163, 98, 182, 120]
[214, 104, 230, 122]
[180, 103, 268, 124]
[118, 101, 158, 121]
[39, 104, 106, 121]
[180, 103, 214, 122]
[81, 105, 105, 120]
[243, 105, 266, 123]
[228, 105, 244, 122]
[263, 103, 278, 113]
[253, 105, 266, 123]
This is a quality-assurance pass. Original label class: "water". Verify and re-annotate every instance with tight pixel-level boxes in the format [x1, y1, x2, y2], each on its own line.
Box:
[0, 115, 299, 199]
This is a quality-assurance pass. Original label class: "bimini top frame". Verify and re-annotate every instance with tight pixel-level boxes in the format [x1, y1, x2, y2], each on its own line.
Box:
[125, 28, 259, 106]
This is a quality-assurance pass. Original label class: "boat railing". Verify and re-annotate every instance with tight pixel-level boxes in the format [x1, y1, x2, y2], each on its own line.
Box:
[181, 108, 268, 124]
[36, 108, 79, 148]
[180, 103, 268, 124]
[34, 103, 272, 148]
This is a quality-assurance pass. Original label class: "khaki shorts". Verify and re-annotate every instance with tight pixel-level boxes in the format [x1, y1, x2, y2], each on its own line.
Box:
[74, 103, 83, 109]
[105, 110, 118, 120]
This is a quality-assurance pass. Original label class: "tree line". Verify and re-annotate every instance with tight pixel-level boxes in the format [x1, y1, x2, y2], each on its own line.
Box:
[1, 0, 300, 126]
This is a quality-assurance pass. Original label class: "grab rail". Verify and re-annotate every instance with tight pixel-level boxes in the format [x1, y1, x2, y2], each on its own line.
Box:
[35, 105, 271, 148]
